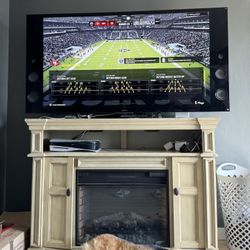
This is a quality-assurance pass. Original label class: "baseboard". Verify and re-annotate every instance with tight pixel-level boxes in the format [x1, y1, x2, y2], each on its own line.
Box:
[218, 227, 226, 240]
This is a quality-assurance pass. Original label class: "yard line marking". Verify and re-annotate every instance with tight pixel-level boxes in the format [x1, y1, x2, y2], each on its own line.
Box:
[64, 40, 106, 74]
[142, 39, 164, 57]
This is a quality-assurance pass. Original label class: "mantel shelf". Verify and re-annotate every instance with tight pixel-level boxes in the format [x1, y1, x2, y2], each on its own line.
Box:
[28, 150, 215, 158]
[25, 117, 219, 131]
[26, 117, 218, 155]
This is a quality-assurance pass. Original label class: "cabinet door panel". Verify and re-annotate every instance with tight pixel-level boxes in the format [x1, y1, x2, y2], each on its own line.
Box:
[172, 157, 204, 249]
[43, 158, 74, 249]
[203, 158, 218, 249]
[30, 158, 44, 247]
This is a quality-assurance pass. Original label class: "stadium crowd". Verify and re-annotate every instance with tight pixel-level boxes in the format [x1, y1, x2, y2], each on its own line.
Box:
[146, 29, 209, 65]
[43, 16, 210, 68]
[43, 31, 103, 67]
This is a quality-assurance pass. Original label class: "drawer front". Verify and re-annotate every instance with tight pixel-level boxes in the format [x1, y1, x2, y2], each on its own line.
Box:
[77, 157, 168, 170]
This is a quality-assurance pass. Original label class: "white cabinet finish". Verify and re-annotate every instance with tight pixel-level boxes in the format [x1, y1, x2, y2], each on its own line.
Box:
[43, 158, 74, 249]
[26, 118, 219, 250]
[172, 157, 205, 248]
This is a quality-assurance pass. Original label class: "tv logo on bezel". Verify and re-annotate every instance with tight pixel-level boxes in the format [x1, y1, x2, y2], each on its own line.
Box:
[194, 101, 205, 105]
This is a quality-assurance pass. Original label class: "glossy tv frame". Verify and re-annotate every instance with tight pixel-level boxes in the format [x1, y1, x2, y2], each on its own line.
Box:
[26, 7, 229, 115]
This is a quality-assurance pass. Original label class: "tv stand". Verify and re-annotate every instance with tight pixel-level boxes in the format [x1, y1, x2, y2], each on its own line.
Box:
[25, 117, 219, 250]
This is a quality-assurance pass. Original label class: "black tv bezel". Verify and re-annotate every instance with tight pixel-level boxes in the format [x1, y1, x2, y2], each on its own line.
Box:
[26, 7, 229, 115]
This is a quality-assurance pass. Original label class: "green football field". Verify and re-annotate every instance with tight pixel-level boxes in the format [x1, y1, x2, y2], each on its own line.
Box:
[43, 39, 209, 87]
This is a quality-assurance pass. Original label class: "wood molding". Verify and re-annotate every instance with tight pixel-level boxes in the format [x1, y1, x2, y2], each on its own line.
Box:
[25, 117, 219, 131]
[26, 118, 219, 250]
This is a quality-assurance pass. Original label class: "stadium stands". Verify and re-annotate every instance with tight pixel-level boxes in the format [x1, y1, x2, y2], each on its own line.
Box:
[43, 13, 210, 69]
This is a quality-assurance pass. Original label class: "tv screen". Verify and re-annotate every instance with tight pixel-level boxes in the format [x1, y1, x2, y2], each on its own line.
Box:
[26, 8, 229, 115]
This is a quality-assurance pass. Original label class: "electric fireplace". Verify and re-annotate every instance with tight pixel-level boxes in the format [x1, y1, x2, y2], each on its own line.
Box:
[26, 118, 219, 250]
[76, 170, 169, 248]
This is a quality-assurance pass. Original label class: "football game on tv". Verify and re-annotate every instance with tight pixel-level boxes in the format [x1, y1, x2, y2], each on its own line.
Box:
[26, 8, 229, 114]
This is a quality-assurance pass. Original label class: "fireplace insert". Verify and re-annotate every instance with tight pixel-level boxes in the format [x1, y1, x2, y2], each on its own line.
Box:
[76, 170, 169, 248]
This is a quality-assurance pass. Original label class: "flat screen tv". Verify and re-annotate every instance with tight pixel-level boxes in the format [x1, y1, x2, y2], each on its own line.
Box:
[26, 7, 229, 115]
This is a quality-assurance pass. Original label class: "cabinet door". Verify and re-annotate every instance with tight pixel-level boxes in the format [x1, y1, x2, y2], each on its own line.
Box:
[43, 158, 74, 249]
[172, 157, 204, 249]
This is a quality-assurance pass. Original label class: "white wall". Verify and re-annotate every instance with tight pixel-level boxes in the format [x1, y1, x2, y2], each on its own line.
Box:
[5, 0, 250, 217]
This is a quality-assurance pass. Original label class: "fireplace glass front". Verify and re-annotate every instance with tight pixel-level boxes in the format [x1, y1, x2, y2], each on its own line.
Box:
[76, 170, 169, 248]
